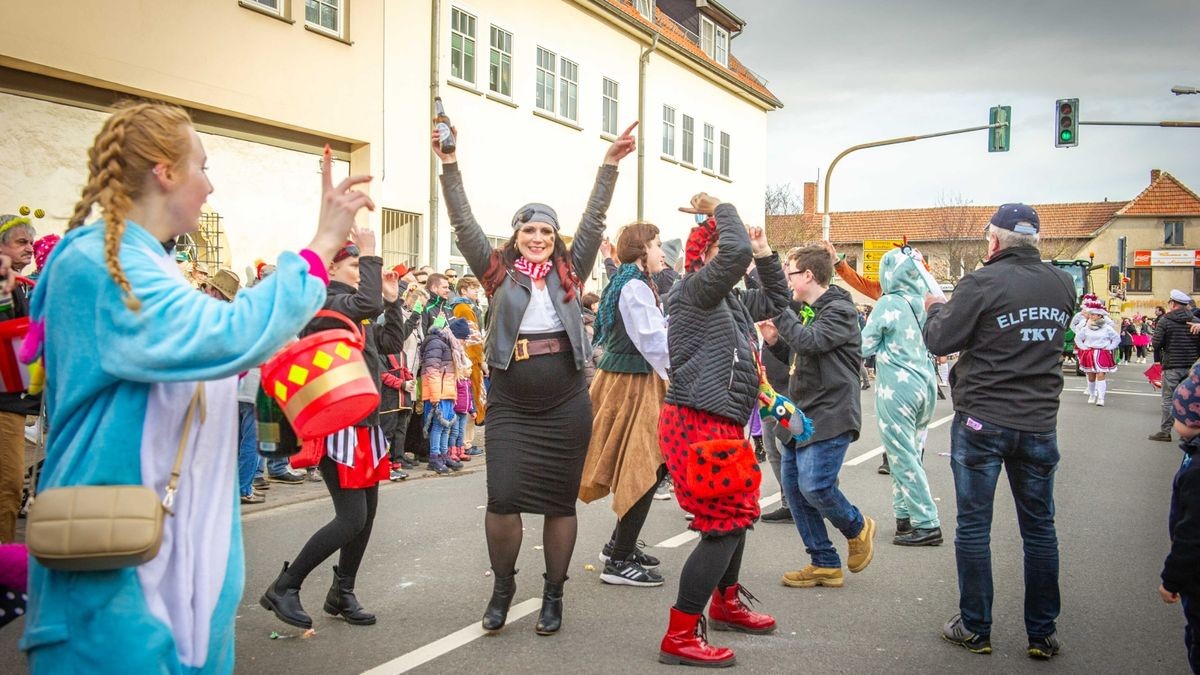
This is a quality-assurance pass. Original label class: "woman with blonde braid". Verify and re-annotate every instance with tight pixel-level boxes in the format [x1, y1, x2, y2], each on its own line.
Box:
[20, 102, 371, 673]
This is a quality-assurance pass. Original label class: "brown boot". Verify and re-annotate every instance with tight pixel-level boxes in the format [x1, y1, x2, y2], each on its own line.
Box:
[781, 564, 844, 588]
[847, 516, 876, 573]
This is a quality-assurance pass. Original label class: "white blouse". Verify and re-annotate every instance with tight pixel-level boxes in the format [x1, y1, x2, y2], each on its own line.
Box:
[520, 282, 566, 333]
[619, 279, 670, 380]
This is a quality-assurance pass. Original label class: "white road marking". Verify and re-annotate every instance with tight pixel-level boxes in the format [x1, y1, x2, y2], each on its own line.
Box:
[1063, 387, 1160, 397]
[361, 598, 541, 675]
[652, 492, 782, 549]
[843, 413, 956, 466]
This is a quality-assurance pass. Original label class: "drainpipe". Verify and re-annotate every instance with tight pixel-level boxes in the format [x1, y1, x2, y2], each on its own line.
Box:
[428, 0, 441, 266]
[637, 34, 660, 221]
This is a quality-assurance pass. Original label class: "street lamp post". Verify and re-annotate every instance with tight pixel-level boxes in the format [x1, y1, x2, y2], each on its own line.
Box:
[1172, 86, 1200, 95]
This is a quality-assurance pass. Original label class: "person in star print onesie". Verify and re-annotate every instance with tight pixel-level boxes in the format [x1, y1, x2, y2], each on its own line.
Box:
[861, 247, 942, 546]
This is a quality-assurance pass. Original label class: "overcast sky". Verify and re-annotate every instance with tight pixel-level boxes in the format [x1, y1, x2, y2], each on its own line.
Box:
[731, 0, 1200, 212]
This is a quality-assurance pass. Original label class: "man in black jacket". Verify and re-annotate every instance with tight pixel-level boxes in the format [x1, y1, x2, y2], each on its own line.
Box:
[0, 214, 37, 543]
[1150, 289, 1200, 442]
[923, 204, 1074, 660]
[1160, 361, 1200, 672]
[766, 243, 875, 589]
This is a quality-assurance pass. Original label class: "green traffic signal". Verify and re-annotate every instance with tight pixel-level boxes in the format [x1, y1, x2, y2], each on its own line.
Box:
[1060, 130, 1073, 142]
[1055, 98, 1079, 148]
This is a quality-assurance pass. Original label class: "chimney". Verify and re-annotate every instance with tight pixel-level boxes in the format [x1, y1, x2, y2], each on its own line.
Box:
[803, 182, 817, 216]
[1151, 169, 1162, 183]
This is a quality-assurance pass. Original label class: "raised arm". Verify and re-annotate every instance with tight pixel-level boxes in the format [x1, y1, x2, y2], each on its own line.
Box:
[571, 122, 637, 276]
[685, 201, 753, 310]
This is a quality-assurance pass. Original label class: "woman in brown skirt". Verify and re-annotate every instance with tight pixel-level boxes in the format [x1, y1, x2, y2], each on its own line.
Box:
[579, 222, 671, 587]
[433, 121, 638, 636]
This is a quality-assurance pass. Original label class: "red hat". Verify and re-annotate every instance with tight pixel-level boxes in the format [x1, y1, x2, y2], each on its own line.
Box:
[684, 216, 718, 273]
[392, 263, 410, 276]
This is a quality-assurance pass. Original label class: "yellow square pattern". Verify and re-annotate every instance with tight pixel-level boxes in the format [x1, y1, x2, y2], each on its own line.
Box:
[312, 350, 333, 370]
[274, 382, 289, 402]
[334, 342, 352, 360]
[287, 364, 309, 386]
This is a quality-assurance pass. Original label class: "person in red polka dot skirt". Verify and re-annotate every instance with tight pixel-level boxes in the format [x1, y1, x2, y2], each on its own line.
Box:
[656, 193, 792, 668]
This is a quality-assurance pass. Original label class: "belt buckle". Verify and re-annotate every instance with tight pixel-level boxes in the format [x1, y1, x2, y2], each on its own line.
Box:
[514, 338, 530, 362]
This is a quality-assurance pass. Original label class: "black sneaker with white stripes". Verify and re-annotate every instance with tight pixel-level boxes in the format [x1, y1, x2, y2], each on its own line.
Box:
[599, 540, 660, 569]
[600, 557, 665, 587]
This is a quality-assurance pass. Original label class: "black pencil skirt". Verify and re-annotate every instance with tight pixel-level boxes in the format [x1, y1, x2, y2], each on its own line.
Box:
[485, 332, 591, 517]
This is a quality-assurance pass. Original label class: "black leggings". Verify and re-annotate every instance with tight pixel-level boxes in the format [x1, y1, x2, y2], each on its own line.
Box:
[288, 456, 379, 581]
[1136, 345, 1147, 359]
[675, 531, 746, 614]
[1119, 345, 1133, 362]
[610, 465, 668, 560]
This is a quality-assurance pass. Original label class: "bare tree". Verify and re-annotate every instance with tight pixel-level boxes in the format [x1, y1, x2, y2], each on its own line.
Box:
[765, 183, 803, 215]
[930, 192, 988, 283]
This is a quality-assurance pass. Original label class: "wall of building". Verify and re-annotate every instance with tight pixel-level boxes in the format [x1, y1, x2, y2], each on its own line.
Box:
[1074, 216, 1200, 313]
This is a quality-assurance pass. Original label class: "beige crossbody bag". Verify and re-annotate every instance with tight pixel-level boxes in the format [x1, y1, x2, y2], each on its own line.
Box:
[26, 383, 206, 571]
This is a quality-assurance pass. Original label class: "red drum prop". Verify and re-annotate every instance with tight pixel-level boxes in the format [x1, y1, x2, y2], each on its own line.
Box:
[262, 310, 379, 440]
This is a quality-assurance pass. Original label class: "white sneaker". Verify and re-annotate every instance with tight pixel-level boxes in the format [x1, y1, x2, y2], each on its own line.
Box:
[1087, 394, 1097, 404]
[1097, 398, 1105, 407]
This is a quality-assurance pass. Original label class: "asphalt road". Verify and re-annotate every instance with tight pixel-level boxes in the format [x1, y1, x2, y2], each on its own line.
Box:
[2, 365, 1191, 673]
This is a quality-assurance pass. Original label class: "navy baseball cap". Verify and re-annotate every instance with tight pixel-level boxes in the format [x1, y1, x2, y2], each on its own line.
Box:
[989, 203, 1040, 235]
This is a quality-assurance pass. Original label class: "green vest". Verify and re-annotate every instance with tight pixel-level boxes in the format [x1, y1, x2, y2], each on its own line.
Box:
[596, 305, 652, 374]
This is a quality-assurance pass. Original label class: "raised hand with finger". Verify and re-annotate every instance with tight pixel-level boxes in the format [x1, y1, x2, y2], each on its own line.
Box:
[310, 143, 375, 264]
[603, 121, 638, 166]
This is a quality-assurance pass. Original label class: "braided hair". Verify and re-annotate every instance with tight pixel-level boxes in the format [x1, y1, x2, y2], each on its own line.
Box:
[68, 101, 193, 311]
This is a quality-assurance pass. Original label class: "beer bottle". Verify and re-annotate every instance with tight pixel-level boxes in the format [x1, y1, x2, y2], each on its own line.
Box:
[434, 97, 456, 155]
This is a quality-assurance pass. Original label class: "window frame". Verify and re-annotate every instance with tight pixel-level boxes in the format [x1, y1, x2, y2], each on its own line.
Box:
[559, 57, 579, 122]
[304, 0, 344, 38]
[719, 131, 730, 177]
[1165, 220, 1185, 246]
[702, 123, 714, 171]
[601, 78, 619, 136]
[662, 105, 676, 157]
[488, 24, 513, 98]
[634, 0, 653, 17]
[714, 25, 729, 66]
[240, 0, 291, 21]
[1193, 267, 1200, 294]
[700, 16, 715, 58]
[535, 46, 557, 113]
[449, 7, 478, 87]
[1129, 267, 1153, 293]
[681, 114, 694, 165]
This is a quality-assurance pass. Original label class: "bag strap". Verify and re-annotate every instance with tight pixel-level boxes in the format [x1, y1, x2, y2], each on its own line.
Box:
[163, 382, 205, 514]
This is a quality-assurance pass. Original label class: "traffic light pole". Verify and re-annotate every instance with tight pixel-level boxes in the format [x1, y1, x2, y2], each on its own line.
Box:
[1079, 120, 1200, 128]
[821, 122, 1008, 240]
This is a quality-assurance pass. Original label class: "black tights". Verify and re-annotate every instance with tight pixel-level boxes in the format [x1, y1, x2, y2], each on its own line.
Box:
[674, 531, 747, 614]
[610, 465, 668, 560]
[486, 511, 577, 583]
[287, 457, 379, 582]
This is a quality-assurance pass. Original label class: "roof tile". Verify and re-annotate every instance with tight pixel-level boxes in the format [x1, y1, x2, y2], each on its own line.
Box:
[1116, 171, 1200, 216]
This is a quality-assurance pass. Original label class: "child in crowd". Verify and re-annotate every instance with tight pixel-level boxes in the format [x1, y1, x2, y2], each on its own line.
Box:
[446, 318, 476, 464]
[420, 314, 459, 474]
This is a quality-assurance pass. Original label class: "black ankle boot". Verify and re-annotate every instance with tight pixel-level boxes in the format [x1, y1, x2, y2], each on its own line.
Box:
[260, 561, 313, 629]
[323, 565, 376, 625]
[482, 569, 518, 631]
[535, 574, 566, 636]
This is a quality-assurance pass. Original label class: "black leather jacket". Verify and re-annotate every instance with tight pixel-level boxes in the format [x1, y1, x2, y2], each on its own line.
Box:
[439, 162, 617, 371]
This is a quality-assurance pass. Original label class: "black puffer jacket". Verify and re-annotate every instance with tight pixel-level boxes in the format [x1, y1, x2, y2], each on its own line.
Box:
[301, 256, 415, 427]
[662, 203, 790, 423]
[1153, 308, 1200, 370]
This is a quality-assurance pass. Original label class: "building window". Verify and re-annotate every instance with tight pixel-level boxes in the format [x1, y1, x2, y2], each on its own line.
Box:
[1165, 220, 1185, 246]
[700, 16, 715, 58]
[450, 8, 477, 85]
[1129, 267, 1153, 293]
[382, 208, 422, 269]
[1194, 268, 1200, 294]
[305, 0, 341, 35]
[489, 26, 512, 97]
[719, 131, 730, 176]
[681, 114, 694, 165]
[242, 0, 285, 16]
[536, 47, 556, 113]
[662, 106, 676, 156]
[559, 57, 579, 122]
[702, 123, 714, 171]
[602, 78, 619, 136]
[634, 0, 653, 17]
[714, 26, 729, 66]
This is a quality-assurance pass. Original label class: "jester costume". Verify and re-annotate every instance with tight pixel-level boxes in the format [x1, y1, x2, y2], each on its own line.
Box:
[20, 220, 326, 673]
[860, 248, 939, 533]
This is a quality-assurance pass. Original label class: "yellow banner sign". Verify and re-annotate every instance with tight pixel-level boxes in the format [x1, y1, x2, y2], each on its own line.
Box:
[863, 260, 881, 281]
[863, 238, 904, 252]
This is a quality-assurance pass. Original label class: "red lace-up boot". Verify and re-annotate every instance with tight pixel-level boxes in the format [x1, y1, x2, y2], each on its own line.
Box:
[658, 607, 735, 667]
[708, 584, 777, 634]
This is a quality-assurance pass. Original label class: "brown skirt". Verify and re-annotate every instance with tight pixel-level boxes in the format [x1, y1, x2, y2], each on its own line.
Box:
[578, 369, 668, 517]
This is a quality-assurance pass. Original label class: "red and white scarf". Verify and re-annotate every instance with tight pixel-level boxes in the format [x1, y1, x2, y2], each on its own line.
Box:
[513, 257, 552, 280]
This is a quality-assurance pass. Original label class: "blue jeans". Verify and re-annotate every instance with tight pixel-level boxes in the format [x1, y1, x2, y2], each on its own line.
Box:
[780, 431, 864, 568]
[448, 412, 468, 448]
[950, 412, 1060, 638]
[237, 402, 259, 497]
[429, 416, 451, 457]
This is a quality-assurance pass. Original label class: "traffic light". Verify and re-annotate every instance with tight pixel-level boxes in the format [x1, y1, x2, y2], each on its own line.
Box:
[1055, 98, 1079, 148]
[988, 105, 1011, 152]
